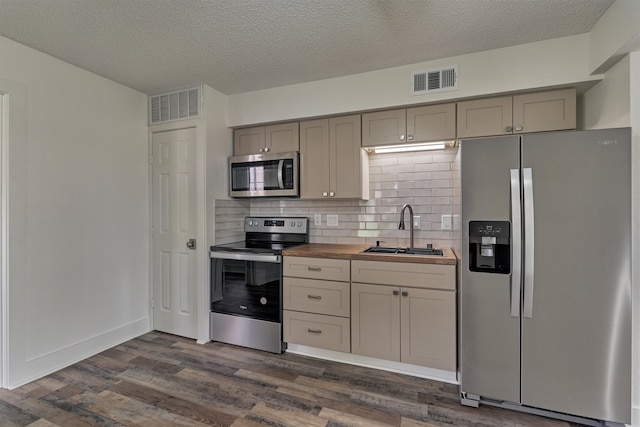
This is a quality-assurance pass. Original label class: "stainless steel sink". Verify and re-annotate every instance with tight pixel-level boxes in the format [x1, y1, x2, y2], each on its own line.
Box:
[362, 246, 444, 256]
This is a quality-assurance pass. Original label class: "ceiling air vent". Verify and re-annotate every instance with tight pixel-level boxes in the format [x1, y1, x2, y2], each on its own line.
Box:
[149, 87, 200, 124]
[411, 65, 458, 96]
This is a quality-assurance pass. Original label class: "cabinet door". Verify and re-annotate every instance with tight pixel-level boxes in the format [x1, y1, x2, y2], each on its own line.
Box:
[407, 103, 456, 143]
[234, 126, 265, 156]
[299, 119, 330, 199]
[330, 114, 368, 199]
[513, 88, 576, 134]
[457, 96, 513, 138]
[362, 109, 407, 147]
[266, 122, 300, 153]
[400, 288, 456, 370]
[351, 283, 400, 361]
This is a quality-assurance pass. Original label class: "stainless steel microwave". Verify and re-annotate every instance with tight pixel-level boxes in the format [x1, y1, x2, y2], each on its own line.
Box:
[229, 151, 299, 198]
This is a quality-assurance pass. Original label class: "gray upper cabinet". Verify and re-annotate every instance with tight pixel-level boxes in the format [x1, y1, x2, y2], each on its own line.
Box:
[457, 88, 576, 139]
[234, 122, 299, 156]
[300, 114, 369, 200]
[362, 103, 456, 147]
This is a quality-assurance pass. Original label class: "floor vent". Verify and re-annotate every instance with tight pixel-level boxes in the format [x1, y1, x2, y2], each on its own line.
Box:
[411, 65, 458, 95]
[149, 87, 200, 124]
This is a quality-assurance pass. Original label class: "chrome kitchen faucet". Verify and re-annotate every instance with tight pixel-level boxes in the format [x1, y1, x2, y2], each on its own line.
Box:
[398, 203, 414, 249]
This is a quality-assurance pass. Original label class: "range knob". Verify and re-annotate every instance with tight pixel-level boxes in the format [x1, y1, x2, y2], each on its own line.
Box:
[297, 221, 302, 227]
[290, 221, 295, 226]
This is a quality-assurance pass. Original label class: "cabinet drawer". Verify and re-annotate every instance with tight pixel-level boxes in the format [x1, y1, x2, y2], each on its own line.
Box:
[283, 277, 350, 317]
[283, 256, 350, 282]
[351, 260, 455, 290]
[283, 311, 350, 352]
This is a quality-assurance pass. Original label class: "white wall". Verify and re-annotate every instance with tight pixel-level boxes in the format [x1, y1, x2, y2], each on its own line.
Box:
[202, 84, 233, 344]
[582, 55, 631, 129]
[582, 47, 640, 427]
[227, 34, 598, 127]
[629, 50, 640, 427]
[0, 36, 150, 388]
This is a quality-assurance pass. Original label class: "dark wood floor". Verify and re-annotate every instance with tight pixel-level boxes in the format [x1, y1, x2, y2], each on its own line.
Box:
[0, 331, 590, 427]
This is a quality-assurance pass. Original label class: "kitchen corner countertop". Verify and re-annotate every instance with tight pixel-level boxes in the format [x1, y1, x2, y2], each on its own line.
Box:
[282, 243, 458, 265]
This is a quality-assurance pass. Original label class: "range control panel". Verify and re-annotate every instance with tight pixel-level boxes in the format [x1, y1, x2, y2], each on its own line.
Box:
[244, 217, 308, 234]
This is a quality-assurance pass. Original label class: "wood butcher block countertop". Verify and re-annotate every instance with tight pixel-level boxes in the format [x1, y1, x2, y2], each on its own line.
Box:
[282, 243, 458, 265]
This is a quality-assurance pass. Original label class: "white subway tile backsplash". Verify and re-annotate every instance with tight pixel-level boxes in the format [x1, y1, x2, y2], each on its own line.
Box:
[214, 147, 460, 248]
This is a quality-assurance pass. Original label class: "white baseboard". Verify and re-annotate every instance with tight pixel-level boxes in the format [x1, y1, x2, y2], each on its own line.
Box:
[286, 344, 457, 384]
[8, 317, 150, 389]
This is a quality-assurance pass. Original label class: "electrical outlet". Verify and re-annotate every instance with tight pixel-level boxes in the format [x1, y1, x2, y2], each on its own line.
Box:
[441, 214, 452, 230]
[314, 213, 322, 226]
[327, 214, 339, 227]
[413, 215, 420, 229]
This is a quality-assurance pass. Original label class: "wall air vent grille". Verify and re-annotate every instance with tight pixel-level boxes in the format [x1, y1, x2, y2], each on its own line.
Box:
[411, 65, 458, 95]
[149, 87, 200, 124]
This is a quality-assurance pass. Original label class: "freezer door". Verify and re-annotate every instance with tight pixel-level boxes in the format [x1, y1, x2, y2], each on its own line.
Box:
[460, 136, 521, 403]
[521, 128, 631, 424]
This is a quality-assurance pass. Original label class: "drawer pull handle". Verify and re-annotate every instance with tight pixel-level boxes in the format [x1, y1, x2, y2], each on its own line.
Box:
[392, 290, 399, 296]
[307, 266, 322, 271]
[307, 329, 322, 334]
[401, 291, 408, 297]
[307, 295, 322, 300]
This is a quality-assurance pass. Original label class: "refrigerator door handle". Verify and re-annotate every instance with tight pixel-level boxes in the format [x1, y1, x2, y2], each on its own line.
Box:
[510, 169, 522, 318]
[523, 167, 535, 318]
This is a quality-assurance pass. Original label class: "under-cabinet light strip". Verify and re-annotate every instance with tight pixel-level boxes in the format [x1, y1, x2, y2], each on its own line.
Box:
[373, 141, 455, 154]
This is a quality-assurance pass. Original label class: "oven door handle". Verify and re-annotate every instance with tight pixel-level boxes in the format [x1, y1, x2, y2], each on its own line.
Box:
[209, 251, 281, 263]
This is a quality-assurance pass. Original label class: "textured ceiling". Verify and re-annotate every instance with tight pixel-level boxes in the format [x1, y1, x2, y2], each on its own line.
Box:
[0, 0, 614, 95]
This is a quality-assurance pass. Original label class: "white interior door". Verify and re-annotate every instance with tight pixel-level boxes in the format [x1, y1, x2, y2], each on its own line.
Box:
[152, 128, 197, 339]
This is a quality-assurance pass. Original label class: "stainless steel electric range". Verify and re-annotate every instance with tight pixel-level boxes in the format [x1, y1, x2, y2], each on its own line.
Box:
[209, 216, 309, 353]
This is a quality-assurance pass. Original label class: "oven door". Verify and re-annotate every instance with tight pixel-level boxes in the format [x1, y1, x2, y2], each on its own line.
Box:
[210, 251, 282, 322]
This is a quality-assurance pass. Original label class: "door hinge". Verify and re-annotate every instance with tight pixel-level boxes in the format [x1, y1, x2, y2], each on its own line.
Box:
[151, 298, 154, 309]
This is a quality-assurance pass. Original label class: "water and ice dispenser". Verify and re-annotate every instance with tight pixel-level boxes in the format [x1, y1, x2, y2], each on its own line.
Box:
[469, 221, 510, 274]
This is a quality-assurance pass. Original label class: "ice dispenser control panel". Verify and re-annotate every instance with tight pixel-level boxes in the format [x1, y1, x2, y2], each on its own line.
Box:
[469, 221, 510, 274]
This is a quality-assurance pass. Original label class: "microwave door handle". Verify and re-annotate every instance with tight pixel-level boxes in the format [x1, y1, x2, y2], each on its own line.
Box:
[277, 159, 285, 189]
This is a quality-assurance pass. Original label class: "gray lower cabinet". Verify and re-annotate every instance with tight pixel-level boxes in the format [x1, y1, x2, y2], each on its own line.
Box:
[282, 257, 351, 352]
[351, 260, 456, 371]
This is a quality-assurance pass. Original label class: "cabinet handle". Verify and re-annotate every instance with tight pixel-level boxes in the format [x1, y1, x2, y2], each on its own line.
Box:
[329, 191, 335, 197]
[307, 294, 322, 300]
[392, 290, 399, 296]
[307, 266, 322, 271]
[400, 134, 406, 141]
[401, 291, 408, 297]
[264, 147, 270, 152]
[307, 329, 322, 334]
[322, 192, 328, 197]
[515, 125, 523, 132]
[259, 147, 265, 152]
[505, 126, 513, 133]
[407, 135, 414, 141]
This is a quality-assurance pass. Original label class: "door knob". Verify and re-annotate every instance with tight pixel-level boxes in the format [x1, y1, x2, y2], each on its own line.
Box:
[186, 239, 196, 250]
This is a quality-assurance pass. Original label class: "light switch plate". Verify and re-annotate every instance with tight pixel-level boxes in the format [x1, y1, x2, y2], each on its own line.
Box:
[314, 213, 322, 226]
[327, 214, 339, 227]
[413, 216, 420, 228]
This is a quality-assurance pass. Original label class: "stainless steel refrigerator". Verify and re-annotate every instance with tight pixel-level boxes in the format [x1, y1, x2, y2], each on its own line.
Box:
[459, 128, 631, 426]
